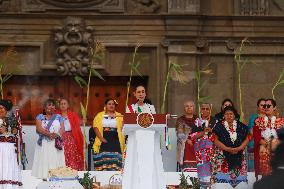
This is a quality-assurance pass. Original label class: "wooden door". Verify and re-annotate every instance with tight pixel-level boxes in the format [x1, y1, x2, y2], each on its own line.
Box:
[4, 76, 146, 124]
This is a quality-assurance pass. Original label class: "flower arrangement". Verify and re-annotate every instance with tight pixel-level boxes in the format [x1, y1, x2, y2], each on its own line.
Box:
[79, 172, 97, 189]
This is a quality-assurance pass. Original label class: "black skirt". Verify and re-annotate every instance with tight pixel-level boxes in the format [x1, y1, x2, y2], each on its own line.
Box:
[100, 127, 121, 153]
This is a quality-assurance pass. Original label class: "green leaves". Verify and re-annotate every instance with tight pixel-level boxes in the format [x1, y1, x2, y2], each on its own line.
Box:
[80, 102, 87, 120]
[198, 95, 211, 103]
[169, 62, 189, 84]
[73, 41, 106, 170]
[91, 68, 105, 81]
[234, 38, 252, 121]
[79, 172, 95, 189]
[129, 44, 143, 77]
[0, 46, 19, 99]
[74, 75, 87, 88]
[125, 44, 143, 107]
[2, 73, 12, 83]
[272, 67, 284, 100]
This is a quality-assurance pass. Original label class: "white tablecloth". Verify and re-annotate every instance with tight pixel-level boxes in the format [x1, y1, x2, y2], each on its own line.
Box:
[36, 180, 83, 189]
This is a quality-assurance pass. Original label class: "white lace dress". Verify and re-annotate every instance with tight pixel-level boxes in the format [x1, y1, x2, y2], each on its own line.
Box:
[31, 114, 65, 179]
[0, 134, 22, 189]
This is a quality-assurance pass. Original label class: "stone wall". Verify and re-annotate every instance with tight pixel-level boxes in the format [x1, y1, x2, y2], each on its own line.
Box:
[0, 0, 284, 122]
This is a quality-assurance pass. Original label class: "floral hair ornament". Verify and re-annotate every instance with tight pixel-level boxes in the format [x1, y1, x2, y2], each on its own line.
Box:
[113, 100, 118, 105]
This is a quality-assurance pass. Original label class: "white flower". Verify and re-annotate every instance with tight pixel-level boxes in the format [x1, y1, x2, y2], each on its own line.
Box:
[261, 116, 278, 140]
[224, 120, 237, 143]
[271, 116, 276, 129]
[264, 116, 269, 127]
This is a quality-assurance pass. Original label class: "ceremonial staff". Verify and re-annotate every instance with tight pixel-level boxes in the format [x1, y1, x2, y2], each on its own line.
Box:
[15, 109, 28, 169]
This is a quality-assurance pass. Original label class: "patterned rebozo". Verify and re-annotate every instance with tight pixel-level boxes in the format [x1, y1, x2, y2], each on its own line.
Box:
[0, 115, 19, 135]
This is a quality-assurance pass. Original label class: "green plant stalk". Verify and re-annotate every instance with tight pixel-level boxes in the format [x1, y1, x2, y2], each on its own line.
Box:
[125, 69, 133, 109]
[125, 45, 139, 108]
[235, 42, 244, 121]
[237, 61, 244, 121]
[82, 66, 92, 170]
[196, 69, 201, 117]
[161, 62, 172, 114]
[272, 74, 283, 100]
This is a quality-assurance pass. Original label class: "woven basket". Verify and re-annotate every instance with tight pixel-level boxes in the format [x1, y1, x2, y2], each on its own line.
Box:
[92, 182, 100, 189]
[109, 174, 122, 189]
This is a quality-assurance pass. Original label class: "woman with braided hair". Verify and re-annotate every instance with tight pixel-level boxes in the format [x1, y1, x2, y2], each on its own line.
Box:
[0, 99, 23, 188]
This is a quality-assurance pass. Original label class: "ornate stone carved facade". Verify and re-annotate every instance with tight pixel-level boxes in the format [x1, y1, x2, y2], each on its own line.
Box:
[54, 17, 93, 75]
[239, 0, 269, 15]
[22, 0, 124, 12]
[226, 39, 238, 51]
[195, 38, 208, 50]
[128, 0, 161, 13]
[168, 0, 200, 14]
[0, 0, 19, 12]
[273, 0, 284, 11]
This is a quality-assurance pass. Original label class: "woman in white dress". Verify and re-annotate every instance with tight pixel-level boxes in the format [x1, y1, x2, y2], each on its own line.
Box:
[123, 85, 166, 189]
[0, 99, 22, 189]
[32, 99, 65, 179]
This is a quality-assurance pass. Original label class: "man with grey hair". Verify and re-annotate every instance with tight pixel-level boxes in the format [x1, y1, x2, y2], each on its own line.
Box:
[176, 100, 197, 172]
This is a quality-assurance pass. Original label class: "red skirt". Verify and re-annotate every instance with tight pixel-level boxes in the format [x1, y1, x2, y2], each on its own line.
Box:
[63, 132, 84, 170]
[259, 149, 272, 176]
[183, 141, 197, 172]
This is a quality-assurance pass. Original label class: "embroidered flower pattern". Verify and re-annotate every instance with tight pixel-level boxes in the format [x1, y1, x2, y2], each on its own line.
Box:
[224, 120, 237, 143]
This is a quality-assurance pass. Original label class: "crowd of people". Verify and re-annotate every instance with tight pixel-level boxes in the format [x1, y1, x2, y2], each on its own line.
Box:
[176, 98, 284, 188]
[1, 85, 284, 189]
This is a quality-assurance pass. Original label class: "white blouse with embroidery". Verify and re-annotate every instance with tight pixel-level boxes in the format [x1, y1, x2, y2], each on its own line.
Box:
[126, 103, 156, 114]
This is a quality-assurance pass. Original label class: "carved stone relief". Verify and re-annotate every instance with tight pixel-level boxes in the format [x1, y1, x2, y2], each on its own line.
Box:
[239, 0, 269, 15]
[0, 0, 20, 12]
[226, 39, 238, 51]
[22, 0, 124, 12]
[128, 0, 161, 13]
[54, 17, 93, 76]
[272, 0, 284, 12]
[195, 38, 208, 50]
[168, 0, 200, 14]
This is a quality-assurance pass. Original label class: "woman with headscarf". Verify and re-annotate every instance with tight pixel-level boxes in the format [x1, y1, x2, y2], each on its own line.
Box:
[190, 103, 216, 189]
[213, 106, 249, 187]
[58, 98, 84, 170]
[92, 98, 125, 171]
[0, 99, 23, 188]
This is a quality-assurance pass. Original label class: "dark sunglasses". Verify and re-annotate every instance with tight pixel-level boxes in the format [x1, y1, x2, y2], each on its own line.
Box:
[261, 104, 272, 108]
[201, 108, 210, 111]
